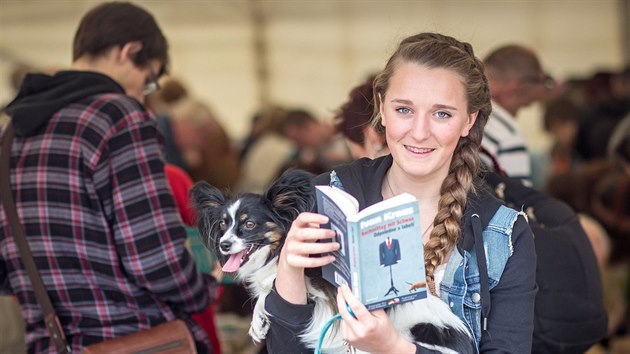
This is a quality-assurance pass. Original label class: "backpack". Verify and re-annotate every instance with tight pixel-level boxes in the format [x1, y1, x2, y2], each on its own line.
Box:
[483, 171, 608, 353]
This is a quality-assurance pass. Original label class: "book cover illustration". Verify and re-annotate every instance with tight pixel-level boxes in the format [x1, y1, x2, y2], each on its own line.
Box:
[316, 186, 427, 311]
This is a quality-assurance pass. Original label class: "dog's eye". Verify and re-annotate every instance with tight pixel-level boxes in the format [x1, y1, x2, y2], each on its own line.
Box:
[219, 220, 226, 231]
[244, 220, 256, 230]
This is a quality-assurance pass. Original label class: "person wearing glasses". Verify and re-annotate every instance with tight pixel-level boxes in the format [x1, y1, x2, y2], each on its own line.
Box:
[481, 44, 554, 186]
[0, 3, 216, 353]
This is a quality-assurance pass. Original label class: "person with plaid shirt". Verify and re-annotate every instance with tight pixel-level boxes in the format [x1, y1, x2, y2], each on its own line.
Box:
[0, 3, 217, 353]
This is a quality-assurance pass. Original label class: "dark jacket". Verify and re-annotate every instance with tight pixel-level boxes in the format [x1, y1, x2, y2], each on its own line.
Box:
[265, 155, 536, 353]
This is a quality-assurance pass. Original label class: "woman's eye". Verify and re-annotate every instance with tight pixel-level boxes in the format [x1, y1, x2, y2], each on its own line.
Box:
[395, 107, 411, 114]
[244, 220, 256, 230]
[219, 220, 226, 231]
[436, 111, 452, 119]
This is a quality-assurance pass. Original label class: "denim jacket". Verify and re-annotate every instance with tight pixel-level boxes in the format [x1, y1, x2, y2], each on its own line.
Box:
[439, 205, 521, 352]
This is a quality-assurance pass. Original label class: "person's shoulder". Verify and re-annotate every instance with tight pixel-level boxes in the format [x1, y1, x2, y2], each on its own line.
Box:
[94, 93, 147, 116]
[468, 184, 504, 219]
[83, 93, 152, 129]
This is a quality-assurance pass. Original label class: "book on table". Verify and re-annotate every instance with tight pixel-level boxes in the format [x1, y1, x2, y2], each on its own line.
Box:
[316, 185, 427, 311]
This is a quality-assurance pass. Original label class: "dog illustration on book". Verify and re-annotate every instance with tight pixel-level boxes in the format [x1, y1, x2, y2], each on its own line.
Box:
[190, 169, 475, 353]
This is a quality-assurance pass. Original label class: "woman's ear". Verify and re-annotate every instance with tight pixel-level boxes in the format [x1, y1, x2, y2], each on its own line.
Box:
[378, 93, 386, 127]
[461, 111, 479, 137]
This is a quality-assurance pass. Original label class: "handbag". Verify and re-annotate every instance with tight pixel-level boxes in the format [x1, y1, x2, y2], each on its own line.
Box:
[1, 124, 197, 354]
[82, 320, 196, 354]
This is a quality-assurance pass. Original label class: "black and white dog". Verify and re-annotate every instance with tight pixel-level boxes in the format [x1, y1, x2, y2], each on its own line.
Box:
[190, 169, 474, 353]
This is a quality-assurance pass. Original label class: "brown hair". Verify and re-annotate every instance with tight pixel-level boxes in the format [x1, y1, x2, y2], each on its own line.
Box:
[72, 2, 169, 76]
[334, 79, 377, 145]
[372, 33, 491, 295]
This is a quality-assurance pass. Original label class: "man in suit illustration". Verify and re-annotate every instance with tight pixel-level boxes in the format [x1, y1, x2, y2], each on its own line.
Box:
[380, 236, 401, 266]
[379, 237, 401, 295]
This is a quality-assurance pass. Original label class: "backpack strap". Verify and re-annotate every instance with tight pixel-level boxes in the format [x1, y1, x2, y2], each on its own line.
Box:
[480, 146, 507, 177]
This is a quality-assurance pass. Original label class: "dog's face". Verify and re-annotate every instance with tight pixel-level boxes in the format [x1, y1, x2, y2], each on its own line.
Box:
[190, 169, 315, 276]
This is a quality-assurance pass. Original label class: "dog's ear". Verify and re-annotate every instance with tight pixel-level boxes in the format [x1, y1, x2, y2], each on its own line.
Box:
[265, 169, 315, 222]
[189, 181, 226, 212]
[189, 181, 226, 231]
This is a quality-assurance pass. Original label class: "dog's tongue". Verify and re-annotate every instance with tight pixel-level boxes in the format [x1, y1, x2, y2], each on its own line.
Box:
[222, 250, 248, 272]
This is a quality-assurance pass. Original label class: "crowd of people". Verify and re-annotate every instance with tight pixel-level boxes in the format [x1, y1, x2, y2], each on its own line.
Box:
[0, 1, 628, 354]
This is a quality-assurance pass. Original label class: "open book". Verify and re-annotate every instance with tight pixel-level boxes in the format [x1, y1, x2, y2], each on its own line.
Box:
[316, 185, 427, 311]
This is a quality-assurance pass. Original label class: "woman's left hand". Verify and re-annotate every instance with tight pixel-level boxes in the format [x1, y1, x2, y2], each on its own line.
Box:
[336, 285, 416, 354]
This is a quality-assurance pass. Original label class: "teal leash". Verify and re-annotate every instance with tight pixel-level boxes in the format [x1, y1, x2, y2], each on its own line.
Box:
[314, 313, 342, 354]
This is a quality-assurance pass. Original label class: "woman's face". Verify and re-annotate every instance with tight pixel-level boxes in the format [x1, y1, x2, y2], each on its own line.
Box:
[380, 62, 477, 182]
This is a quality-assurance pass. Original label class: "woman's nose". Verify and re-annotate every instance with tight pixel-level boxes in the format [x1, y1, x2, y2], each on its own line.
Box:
[410, 116, 430, 140]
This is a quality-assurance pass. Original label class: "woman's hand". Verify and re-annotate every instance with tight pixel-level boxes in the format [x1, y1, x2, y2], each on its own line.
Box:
[337, 285, 416, 354]
[275, 212, 339, 304]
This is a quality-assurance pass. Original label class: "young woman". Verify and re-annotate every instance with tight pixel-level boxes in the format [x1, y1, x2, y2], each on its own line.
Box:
[266, 32, 537, 353]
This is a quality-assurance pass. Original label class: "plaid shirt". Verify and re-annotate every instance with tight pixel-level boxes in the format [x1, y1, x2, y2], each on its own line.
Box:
[0, 93, 216, 353]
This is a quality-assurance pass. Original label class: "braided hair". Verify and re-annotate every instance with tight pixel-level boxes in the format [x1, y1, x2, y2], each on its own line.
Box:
[371, 33, 491, 295]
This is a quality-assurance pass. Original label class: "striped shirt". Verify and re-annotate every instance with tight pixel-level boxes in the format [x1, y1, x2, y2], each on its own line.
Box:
[481, 102, 533, 186]
[0, 92, 215, 353]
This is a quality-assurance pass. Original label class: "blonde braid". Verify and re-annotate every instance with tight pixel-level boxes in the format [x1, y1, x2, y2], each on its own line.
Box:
[425, 138, 479, 295]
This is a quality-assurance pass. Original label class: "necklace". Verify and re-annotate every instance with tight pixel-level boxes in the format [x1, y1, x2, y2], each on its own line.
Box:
[384, 173, 397, 198]
[385, 173, 433, 239]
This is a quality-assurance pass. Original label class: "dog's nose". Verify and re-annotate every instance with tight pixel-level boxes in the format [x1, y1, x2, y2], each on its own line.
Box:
[219, 241, 232, 252]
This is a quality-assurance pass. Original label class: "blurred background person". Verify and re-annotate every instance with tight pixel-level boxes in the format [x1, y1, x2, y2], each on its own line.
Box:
[146, 77, 191, 170]
[235, 105, 295, 194]
[576, 68, 630, 163]
[334, 78, 389, 160]
[169, 97, 241, 190]
[542, 96, 581, 176]
[482, 44, 554, 186]
[275, 107, 352, 175]
[164, 163, 223, 354]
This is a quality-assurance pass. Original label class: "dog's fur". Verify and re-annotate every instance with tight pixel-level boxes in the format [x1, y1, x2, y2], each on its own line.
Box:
[190, 169, 475, 353]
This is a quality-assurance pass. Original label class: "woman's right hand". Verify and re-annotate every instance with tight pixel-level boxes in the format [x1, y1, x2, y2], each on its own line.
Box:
[275, 212, 339, 304]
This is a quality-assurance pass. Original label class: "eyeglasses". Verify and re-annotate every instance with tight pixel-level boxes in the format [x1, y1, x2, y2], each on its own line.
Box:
[519, 74, 556, 91]
[143, 67, 160, 96]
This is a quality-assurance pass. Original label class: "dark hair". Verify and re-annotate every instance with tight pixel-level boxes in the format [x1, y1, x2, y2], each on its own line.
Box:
[372, 32, 491, 295]
[157, 78, 188, 103]
[334, 79, 376, 145]
[582, 71, 614, 104]
[73, 2, 169, 75]
[543, 97, 579, 132]
[275, 109, 317, 132]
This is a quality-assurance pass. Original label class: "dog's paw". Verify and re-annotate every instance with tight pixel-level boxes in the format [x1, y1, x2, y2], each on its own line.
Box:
[249, 315, 270, 342]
